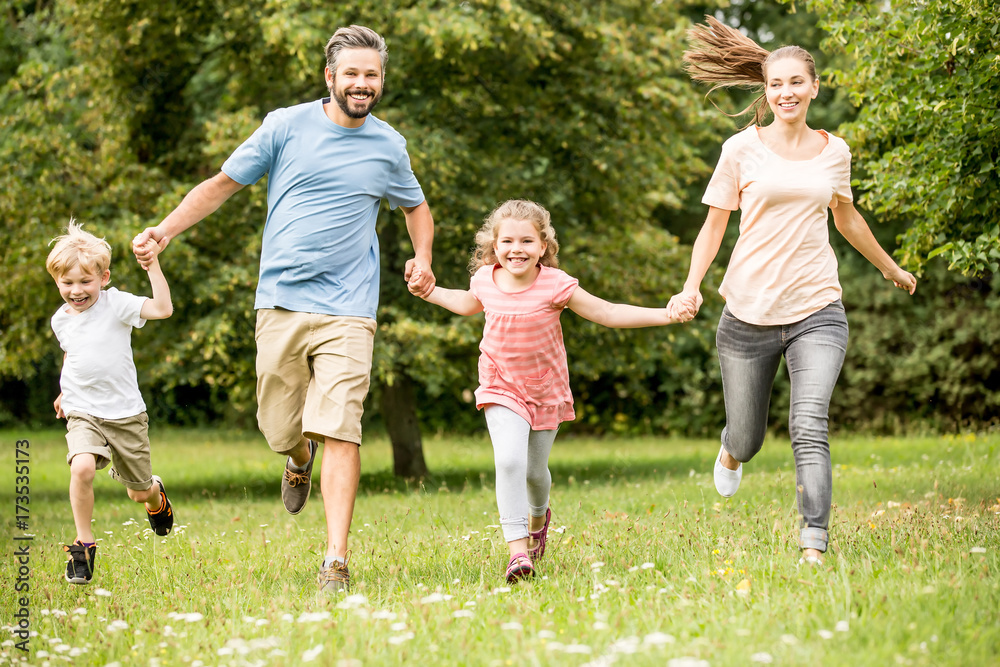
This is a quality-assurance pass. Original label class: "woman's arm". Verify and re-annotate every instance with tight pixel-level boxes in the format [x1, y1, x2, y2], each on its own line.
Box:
[666, 206, 732, 318]
[831, 203, 917, 294]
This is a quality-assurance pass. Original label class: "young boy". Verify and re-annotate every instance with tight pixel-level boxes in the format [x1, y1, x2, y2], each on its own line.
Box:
[46, 220, 175, 585]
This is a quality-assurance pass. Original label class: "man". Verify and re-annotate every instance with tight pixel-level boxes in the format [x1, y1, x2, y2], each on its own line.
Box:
[133, 25, 435, 593]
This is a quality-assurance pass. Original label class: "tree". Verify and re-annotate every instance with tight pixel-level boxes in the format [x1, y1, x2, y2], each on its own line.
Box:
[369, 1, 723, 469]
[3, 1, 997, 446]
[807, 0, 1000, 275]
[1, 1, 721, 470]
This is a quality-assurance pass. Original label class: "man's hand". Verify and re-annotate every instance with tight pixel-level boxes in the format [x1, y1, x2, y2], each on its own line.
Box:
[132, 228, 169, 270]
[405, 258, 435, 298]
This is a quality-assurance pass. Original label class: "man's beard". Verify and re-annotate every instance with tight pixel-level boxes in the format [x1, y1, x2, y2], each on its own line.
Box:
[333, 87, 382, 119]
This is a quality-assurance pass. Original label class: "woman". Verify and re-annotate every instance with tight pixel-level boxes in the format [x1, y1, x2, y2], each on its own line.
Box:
[668, 17, 916, 564]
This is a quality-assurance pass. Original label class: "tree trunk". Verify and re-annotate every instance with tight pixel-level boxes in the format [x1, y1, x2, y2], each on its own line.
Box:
[381, 375, 429, 478]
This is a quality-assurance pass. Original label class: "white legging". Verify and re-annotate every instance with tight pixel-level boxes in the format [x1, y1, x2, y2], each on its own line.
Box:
[484, 405, 558, 543]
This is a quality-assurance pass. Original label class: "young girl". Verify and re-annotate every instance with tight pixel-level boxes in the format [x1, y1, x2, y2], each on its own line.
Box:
[667, 18, 917, 565]
[410, 199, 692, 582]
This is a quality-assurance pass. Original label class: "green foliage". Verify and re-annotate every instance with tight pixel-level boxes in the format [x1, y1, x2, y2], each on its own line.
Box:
[0, 3, 147, 379]
[1, 0, 721, 432]
[808, 0, 1000, 275]
[356, 1, 725, 430]
[558, 224, 725, 436]
[1, 1, 996, 438]
[834, 259, 1000, 432]
[0, 1, 272, 425]
[764, 227, 999, 435]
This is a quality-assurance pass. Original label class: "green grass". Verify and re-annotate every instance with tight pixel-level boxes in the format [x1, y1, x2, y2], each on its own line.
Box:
[1, 428, 998, 666]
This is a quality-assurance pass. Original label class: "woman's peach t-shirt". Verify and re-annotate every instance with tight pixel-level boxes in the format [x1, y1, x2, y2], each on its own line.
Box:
[702, 126, 853, 325]
[470, 264, 578, 430]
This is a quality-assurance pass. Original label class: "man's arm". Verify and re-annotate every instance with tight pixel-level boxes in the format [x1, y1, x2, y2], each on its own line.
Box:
[133, 172, 245, 268]
[400, 200, 435, 298]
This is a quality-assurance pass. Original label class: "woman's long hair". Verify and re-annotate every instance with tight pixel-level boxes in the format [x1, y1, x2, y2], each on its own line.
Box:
[683, 16, 816, 127]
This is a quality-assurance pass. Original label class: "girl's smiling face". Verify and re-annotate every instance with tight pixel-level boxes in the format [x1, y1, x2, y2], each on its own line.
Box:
[494, 217, 547, 283]
[764, 56, 818, 124]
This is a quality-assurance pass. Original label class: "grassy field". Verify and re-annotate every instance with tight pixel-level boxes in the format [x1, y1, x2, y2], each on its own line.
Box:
[1, 428, 998, 666]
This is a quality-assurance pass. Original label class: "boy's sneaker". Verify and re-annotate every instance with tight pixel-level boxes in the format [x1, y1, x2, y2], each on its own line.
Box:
[528, 507, 552, 560]
[64, 541, 97, 585]
[282, 439, 318, 515]
[318, 552, 351, 594]
[505, 553, 535, 584]
[146, 475, 174, 536]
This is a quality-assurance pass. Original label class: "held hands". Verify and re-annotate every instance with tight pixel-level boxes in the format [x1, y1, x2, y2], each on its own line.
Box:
[132, 237, 162, 270]
[406, 262, 435, 298]
[885, 267, 917, 295]
[132, 228, 169, 271]
[666, 289, 703, 322]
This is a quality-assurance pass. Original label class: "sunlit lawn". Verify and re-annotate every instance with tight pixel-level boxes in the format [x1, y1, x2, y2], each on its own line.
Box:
[1, 428, 998, 666]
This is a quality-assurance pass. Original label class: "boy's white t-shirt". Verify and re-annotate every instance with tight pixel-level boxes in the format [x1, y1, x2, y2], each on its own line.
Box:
[51, 287, 148, 419]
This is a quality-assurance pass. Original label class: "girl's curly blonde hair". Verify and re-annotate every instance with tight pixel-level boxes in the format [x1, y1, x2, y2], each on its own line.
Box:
[45, 219, 112, 279]
[469, 199, 560, 274]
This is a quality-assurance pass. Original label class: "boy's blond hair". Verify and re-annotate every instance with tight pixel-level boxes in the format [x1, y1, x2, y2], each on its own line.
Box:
[45, 219, 112, 279]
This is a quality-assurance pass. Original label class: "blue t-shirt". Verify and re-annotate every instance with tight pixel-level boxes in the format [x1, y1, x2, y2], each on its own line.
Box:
[222, 99, 425, 318]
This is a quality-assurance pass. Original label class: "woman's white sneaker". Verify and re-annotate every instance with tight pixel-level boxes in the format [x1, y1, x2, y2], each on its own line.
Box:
[714, 444, 742, 497]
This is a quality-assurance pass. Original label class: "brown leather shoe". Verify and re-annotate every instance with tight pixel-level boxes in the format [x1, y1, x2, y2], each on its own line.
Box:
[281, 440, 317, 515]
[318, 552, 351, 594]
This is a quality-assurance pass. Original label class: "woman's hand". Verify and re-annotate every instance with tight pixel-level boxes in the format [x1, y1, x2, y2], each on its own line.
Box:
[667, 289, 703, 321]
[885, 267, 917, 295]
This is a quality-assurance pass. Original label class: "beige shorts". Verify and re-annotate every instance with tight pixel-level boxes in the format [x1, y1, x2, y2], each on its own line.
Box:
[65, 412, 154, 491]
[255, 308, 377, 453]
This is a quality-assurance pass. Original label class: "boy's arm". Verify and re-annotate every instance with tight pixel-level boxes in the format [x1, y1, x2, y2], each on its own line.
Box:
[567, 286, 692, 328]
[408, 269, 482, 316]
[54, 353, 66, 418]
[138, 240, 173, 320]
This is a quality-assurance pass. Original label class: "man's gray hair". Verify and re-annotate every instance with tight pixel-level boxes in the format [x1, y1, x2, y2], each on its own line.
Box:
[325, 25, 388, 75]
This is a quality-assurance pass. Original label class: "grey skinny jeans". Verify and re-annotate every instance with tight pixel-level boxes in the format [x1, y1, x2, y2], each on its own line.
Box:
[716, 300, 849, 552]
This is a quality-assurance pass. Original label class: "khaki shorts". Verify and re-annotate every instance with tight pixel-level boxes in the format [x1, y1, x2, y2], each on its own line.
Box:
[255, 308, 377, 452]
[65, 412, 154, 491]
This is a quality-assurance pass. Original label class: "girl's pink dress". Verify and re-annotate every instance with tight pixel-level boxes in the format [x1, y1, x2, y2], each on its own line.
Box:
[470, 264, 579, 430]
